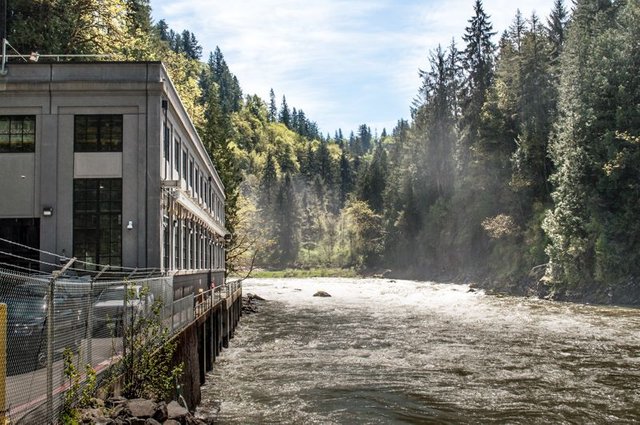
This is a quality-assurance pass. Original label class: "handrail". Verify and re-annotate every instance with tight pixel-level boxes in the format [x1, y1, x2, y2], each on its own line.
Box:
[192, 281, 242, 319]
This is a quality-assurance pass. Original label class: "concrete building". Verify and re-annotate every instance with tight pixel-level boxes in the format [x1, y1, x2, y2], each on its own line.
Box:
[0, 62, 226, 290]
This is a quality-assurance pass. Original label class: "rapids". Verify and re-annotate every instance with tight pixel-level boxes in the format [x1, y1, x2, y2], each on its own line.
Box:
[197, 278, 640, 424]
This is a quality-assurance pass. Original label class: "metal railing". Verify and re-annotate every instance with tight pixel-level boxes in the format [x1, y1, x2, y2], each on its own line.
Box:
[0, 265, 240, 424]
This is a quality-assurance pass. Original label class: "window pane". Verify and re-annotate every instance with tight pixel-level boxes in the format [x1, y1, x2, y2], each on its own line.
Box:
[74, 178, 122, 269]
[74, 115, 122, 152]
[0, 116, 36, 153]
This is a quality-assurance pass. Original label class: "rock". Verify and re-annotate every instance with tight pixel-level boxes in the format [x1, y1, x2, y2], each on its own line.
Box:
[467, 288, 476, 293]
[153, 401, 168, 423]
[163, 420, 181, 425]
[167, 401, 189, 421]
[246, 293, 265, 301]
[80, 408, 102, 421]
[129, 419, 147, 425]
[185, 414, 207, 425]
[127, 399, 157, 419]
[92, 417, 115, 425]
[313, 291, 331, 297]
[110, 404, 126, 419]
[106, 396, 128, 408]
[145, 419, 162, 425]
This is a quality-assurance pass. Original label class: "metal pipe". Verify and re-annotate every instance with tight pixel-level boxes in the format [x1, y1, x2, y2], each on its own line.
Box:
[1, 39, 7, 76]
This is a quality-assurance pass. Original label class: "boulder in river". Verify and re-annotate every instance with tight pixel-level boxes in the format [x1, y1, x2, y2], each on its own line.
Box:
[313, 291, 332, 297]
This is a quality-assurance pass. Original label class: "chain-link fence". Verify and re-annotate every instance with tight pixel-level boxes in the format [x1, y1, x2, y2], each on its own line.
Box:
[0, 265, 203, 424]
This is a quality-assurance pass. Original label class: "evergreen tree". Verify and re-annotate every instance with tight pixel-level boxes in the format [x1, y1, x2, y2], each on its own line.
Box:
[315, 140, 333, 185]
[546, 0, 568, 60]
[339, 151, 353, 207]
[543, 0, 640, 299]
[260, 151, 278, 206]
[268, 89, 277, 122]
[458, 0, 497, 170]
[357, 142, 388, 212]
[274, 173, 299, 266]
[279, 96, 291, 128]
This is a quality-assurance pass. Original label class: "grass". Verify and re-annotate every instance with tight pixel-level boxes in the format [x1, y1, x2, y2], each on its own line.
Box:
[236, 268, 360, 279]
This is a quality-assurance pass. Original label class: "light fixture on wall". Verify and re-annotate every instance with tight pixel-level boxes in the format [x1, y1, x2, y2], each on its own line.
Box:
[42, 207, 53, 217]
[127, 220, 134, 230]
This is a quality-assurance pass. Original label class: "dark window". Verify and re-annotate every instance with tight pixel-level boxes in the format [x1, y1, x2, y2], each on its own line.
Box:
[189, 159, 194, 190]
[74, 115, 123, 152]
[182, 150, 188, 183]
[73, 179, 122, 269]
[0, 218, 40, 270]
[0, 115, 35, 153]
[183, 221, 189, 269]
[174, 139, 181, 176]
[163, 124, 170, 162]
[163, 216, 170, 270]
[195, 168, 199, 196]
[174, 220, 180, 269]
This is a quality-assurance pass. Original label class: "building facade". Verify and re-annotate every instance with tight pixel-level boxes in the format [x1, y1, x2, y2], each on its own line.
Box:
[0, 62, 226, 289]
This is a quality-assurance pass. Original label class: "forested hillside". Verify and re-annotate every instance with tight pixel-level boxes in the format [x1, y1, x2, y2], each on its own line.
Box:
[5, 0, 640, 304]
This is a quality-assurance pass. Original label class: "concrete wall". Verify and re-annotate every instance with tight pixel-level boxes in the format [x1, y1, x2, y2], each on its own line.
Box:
[0, 62, 226, 274]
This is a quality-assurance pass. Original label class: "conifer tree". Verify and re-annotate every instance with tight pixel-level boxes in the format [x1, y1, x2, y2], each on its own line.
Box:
[268, 89, 277, 122]
[458, 0, 496, 170]
[279, 96, 291, 128]
[274, 173, 299, 266]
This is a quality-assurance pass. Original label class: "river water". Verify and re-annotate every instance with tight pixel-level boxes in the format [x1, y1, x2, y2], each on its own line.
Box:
[197, 278, 640, 424]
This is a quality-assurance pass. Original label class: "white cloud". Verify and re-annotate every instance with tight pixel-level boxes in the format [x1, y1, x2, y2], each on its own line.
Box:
[152, 0, 558, 134]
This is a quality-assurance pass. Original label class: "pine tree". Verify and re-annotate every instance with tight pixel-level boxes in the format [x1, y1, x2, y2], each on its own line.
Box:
[268, 89, 277, 122]
[260, 151, 278, 206]
[279, 96, 291, 128]
[274, 173, 299, 266]
[546, 0, 568, 60]
[458, 0, 497, 170]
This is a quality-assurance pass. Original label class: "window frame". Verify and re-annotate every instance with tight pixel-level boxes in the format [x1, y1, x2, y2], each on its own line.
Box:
[74, 115, 123, 152]
[0, 115, 36, 153]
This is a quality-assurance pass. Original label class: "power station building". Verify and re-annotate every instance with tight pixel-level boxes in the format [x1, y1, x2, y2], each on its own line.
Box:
[0, 62, 227, 289]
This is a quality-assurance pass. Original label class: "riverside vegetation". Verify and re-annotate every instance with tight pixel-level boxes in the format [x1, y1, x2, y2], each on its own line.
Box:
[5, 0, 640, 304]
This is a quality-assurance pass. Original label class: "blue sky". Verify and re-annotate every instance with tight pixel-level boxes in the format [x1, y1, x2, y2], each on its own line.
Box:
[151, 0, 557, 136]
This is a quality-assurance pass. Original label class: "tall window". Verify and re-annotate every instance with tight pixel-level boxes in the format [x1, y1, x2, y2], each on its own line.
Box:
[174, 220, 181, 269]
[0, 115, 35, 153]
[189, 159, 194, 191]
[182, 150, 188, 184]
[163, 216, 170, 270]
[74, 115, 123, 152]
[183, 221, 189, 269]
[73, 179, 122, 269]
[174, 139, 181, 178]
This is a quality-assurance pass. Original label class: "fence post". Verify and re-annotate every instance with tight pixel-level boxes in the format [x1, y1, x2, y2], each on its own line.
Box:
[0, 303, 7, 423]
[87, 266, 109, 366]
[47, 258, 76, 423]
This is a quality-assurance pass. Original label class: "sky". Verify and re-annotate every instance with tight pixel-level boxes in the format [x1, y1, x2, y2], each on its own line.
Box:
[151, 0, 558, 136]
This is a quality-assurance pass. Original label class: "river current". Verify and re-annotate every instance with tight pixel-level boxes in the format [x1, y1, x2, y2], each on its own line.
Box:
[197, 278, 640, 424]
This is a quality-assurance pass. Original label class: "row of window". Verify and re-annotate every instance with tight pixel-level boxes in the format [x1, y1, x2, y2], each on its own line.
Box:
[163, 121, 224, 225]
[0, 114, 123, 153]
[73, 178, 225, 271]
[162, 215, 225, 272]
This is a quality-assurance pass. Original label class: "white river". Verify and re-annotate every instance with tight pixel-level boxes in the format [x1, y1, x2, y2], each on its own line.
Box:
[197, 278, 640, 424]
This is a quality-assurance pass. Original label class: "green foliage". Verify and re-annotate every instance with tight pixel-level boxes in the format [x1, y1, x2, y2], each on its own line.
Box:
[60, 348, 98, 424]
[119, 285, 183, 401]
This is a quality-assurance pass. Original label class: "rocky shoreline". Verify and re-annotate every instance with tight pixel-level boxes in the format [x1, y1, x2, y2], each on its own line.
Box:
[77, 397, 214, 424]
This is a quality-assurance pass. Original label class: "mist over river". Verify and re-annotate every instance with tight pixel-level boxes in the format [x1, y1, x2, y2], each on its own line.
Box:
[197, 278, 640, 424]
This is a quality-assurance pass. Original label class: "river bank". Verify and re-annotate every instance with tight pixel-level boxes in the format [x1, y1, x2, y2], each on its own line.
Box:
[237, 266, 640, 307]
